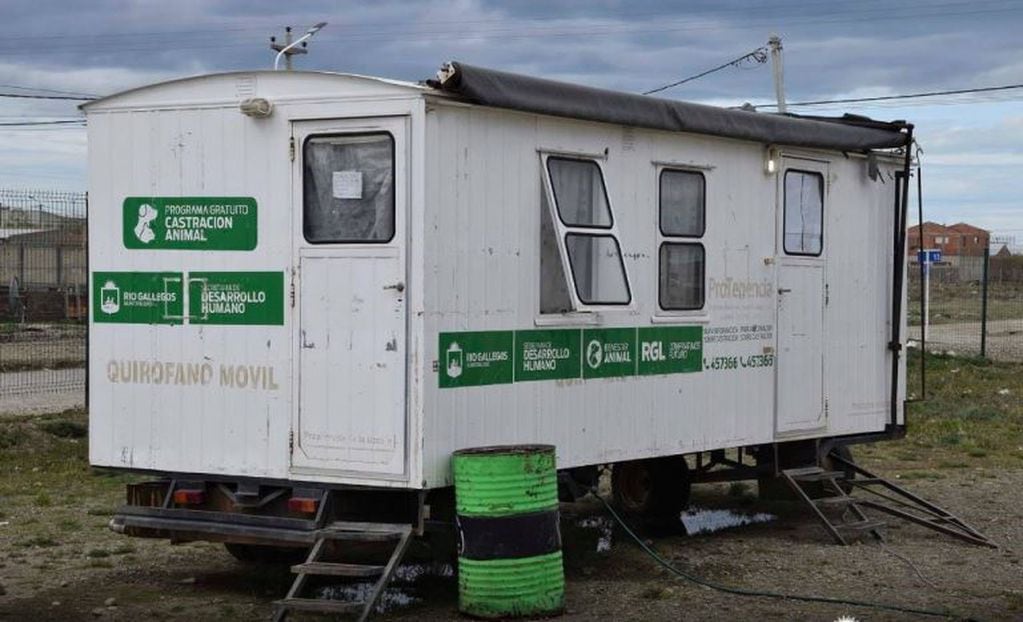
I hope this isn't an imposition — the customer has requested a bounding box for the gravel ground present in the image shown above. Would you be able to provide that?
[0,469,1020,621]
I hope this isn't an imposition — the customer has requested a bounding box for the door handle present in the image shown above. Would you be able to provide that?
[384,281,405,293]
[778,288,792,294]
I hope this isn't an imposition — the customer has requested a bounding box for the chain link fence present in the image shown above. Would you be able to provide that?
[0,189,87,397]
[907,251,1023,363]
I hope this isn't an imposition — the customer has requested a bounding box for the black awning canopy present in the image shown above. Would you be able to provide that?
[429,62,910,152]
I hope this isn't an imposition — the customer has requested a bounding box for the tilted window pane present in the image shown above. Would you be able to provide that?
[303,133,395,243]
[540,189,574,313]
[659,243,705,310]
[565,234,630,304]
[783,170,823,255]
[548,158,612,227]
[659,170,705,236]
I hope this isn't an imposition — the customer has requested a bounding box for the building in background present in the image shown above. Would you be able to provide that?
[907,221,991,281]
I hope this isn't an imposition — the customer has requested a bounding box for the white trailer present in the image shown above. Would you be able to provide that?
[84,62,914,552]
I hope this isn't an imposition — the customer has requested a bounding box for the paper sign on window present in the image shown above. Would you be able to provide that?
[332,171,363,199]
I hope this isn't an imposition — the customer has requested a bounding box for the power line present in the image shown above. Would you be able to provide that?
[0,92,95,101]
[644,46,768,95]
[0,119,85,127]
[0,83,98,98]
[750,83,1023,109]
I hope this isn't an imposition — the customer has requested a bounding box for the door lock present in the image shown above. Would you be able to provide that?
[384,281,405,293]
[778,288,792,294]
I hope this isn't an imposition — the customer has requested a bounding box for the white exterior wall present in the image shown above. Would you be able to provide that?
[420,101,903,487]
[87,71,904,490]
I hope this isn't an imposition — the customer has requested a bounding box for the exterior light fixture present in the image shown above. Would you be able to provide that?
[764,145,780,175]
[239,97,273,118]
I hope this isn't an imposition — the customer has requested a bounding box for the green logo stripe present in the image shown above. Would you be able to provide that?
[439,326,703,388]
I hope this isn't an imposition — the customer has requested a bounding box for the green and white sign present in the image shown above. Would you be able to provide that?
[516,329,582,382]
[438,325,703,388]
[123,197,257,250]
[438,331,514,388]
[637,326,703,376]
[188,272,284,325]
[93,271,184,325]
[583,328,637,379]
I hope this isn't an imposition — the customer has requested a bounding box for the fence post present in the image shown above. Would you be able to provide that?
[980,245,990,359]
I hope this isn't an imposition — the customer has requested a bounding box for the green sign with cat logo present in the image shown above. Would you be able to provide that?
[122,197,257,250]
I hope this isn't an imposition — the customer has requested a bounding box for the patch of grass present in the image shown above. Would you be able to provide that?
[86,548,111,558]
[87,559,113,569]
[57,518,82,531]
[111,543,136,555]
[0,427,28,449]
[34,492,53,507]
[967,448,988,458]
[898,470,945,481]
[38,419,88,439]
[937,460,969,469]
[19,535,59,548]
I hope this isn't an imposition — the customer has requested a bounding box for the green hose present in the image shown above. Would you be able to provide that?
[596,495,958,619]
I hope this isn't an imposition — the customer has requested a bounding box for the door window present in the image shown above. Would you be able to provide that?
[783,170,824,256]
[303,133,395,243]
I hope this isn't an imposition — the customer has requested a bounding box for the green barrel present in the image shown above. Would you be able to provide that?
[453,445,564,618]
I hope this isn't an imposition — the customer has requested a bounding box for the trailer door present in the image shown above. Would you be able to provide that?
[291,117,408,478]
[775,157,828,436]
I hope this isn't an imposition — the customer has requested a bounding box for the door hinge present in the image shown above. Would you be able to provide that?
[288,430,294,453]
[825,283,830,306]
[289,269,296,308]
[824,398,829,418]
[289,136,295,162]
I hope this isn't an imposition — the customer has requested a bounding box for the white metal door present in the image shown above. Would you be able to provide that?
[292,117,408,478]
[775,157,828,435]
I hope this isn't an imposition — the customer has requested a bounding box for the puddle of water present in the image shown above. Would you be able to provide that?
[680,507,776,536]
[315,562,455,614]
[576,516,614,552]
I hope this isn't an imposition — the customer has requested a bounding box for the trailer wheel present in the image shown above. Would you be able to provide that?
[223,543,308,565]
[612,456,690,521]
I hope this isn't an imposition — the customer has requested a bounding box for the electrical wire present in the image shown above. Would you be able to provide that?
[0,83,98,98]
[750,83,1023,109]
[0,120,85,127]
[595,494,956,619]
[0,92,95,101]
[643,46,768,95]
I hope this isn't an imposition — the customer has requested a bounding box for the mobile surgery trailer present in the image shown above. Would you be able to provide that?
[84,62,914,544]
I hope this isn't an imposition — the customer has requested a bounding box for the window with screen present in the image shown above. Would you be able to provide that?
[540,156,630,309]
[303,133,395,243]
[658,168,706,310]
[783,170,824,256]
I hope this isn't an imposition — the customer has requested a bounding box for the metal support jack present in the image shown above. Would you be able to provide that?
[781,466,885,545]
[783,452,995,548]
[273,521,414,622]
[829,451,995,548]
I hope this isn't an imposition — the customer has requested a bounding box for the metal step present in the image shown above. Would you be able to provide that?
[813,495,857,508]
[836,519,886,532]
[787,469,847,482]
[274,598,364,614]
[292,562,385,578]
[319,522,410,542]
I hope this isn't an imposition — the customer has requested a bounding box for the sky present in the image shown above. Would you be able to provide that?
[0,0,1021,246]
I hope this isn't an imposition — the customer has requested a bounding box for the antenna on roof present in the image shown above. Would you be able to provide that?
[270,22,328,71]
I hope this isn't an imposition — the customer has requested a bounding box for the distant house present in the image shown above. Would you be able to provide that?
[994,245,1012,257]
[907,221,990,257]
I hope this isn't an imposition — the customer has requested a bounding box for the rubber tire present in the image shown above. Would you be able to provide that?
[612,456,691,522]
[223,543,308,565]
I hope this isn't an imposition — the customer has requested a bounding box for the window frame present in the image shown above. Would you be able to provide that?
[658,241,706,311]
[656,165,708,313]
[782,168,825,257]
[301,131,397,245]
[546,156,615,230]
[539,152,633,311]
[658,168,706,238]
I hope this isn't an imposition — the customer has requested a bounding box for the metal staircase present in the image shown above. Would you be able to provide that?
[782,452,995,548]
[273,521,414,622]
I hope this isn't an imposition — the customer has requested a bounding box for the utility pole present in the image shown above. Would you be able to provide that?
[768,34,787,114]
[270,23,327,71]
